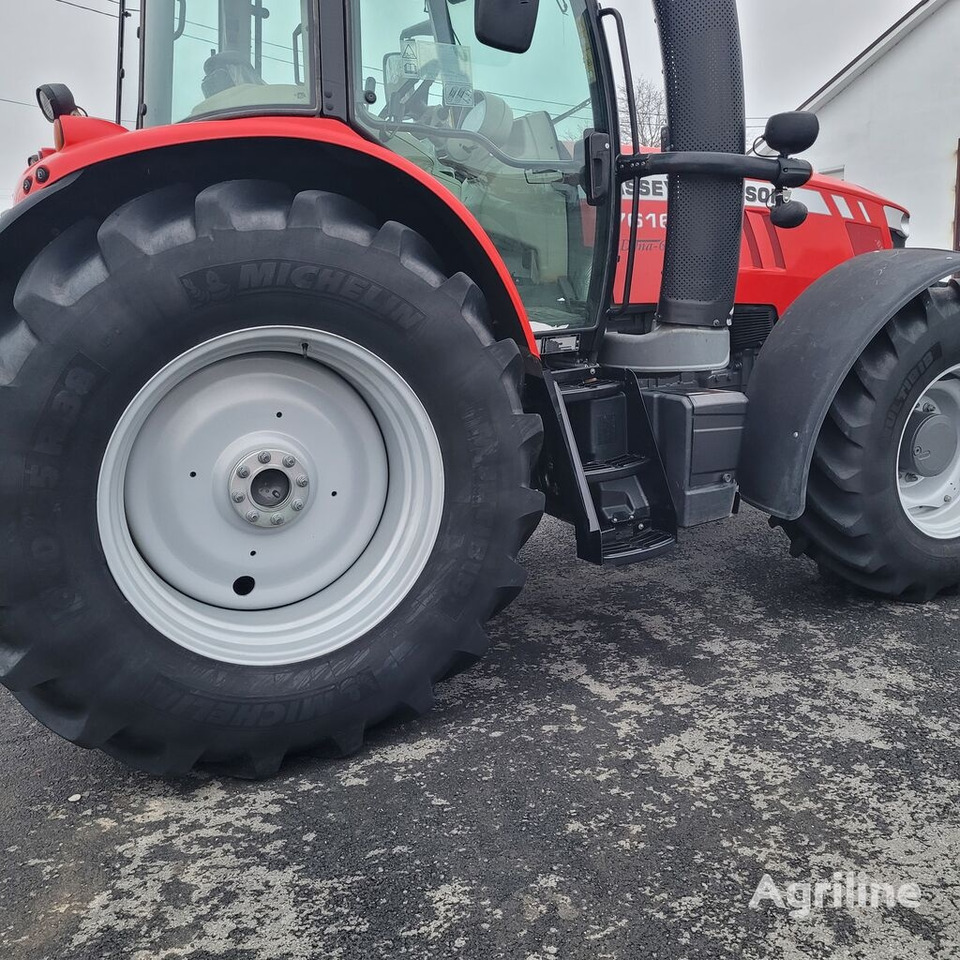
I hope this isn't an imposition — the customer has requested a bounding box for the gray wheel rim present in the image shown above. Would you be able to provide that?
[98,326,444,666]
[897,362,960,539]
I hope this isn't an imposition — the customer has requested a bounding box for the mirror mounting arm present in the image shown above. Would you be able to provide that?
[617,151,813,190]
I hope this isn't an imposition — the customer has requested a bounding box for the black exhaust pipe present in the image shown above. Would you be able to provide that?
[653,0,746,331]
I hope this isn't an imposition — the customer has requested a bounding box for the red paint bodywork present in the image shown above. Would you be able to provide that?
[604,164,908,317]
[15,115,539,353]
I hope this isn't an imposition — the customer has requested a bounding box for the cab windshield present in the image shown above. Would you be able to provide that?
[141,0,315,126]
[351,0,611,331]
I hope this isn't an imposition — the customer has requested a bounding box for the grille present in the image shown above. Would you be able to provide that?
[730,306,776,353]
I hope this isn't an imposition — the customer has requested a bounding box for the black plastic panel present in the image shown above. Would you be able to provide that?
[644,386,748,527]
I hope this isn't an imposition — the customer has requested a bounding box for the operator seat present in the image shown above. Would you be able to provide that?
[202,52,266,100]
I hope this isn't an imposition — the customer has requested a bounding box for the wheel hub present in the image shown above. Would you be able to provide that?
[229,450,309,528]
[899,412,957,478]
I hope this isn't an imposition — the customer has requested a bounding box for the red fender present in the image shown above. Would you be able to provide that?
[17,115,538,354]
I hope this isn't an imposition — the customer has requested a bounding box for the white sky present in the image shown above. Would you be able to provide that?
[0,0,916,208]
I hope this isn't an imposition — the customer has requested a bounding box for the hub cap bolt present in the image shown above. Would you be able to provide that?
[292,499,305,512]
[946,496,953,504]
[237,466,251,479]
[258,451,272,464]
[283,456,297,468]
[245,511,261,524]
[232,492,246,503]
[271,514,286,526]
[296,475,309,488]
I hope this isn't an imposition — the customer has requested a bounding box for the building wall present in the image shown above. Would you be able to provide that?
[805,0,960,250]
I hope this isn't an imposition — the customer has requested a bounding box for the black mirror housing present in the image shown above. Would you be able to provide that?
[475,0,541,54]
[764,112,820,157]
[770,199,809,229]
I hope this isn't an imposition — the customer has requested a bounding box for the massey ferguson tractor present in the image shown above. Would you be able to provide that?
[1,0,957,778]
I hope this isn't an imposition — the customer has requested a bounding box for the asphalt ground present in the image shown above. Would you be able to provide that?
[2,507,959,960]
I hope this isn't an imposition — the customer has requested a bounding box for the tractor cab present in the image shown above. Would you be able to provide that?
[139,0,614,334]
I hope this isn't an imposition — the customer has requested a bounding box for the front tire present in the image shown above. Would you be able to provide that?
[0,180,544,777]
[778,283,960,601]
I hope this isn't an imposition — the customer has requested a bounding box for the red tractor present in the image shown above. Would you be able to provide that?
[1,0,956,778]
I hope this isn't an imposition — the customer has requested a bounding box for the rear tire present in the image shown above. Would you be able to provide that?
[0,180,544,777]
[778,283,960,601]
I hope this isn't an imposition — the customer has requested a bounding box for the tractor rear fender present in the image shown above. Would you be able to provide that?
[0,118,537,355]
[739,248,960,520]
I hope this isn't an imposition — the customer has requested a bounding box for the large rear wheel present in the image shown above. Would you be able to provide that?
[0,181,544,776]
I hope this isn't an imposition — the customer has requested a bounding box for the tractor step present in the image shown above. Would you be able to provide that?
[583,454,649,483]
[601,524,678,565]
[529,366,678,567]
[558,379,623,403]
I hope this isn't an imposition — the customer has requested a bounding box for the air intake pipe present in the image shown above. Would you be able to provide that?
[653,0,746,332]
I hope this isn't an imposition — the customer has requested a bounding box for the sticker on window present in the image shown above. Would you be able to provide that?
[415,41,474,108]
[443,82,475,108]
[401,40,421,78]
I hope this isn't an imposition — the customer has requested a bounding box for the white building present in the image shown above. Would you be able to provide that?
[800,0,960,250]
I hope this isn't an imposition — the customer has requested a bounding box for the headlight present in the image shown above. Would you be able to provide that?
[884,205,911,238]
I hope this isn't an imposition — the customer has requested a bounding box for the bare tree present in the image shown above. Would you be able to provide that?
[618,76,667,149]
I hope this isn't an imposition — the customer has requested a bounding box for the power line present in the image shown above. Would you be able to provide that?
[51,0,118,17]
[0,96,37,109]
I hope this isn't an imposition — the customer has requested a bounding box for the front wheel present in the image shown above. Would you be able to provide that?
[0,181,544,777]
[778,282,960,601]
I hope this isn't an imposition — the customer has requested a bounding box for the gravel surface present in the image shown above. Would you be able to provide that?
[2,509,958,959]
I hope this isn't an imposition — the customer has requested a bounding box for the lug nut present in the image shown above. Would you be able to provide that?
[232,492,246,504]
[292,499,305,512]
[237,466,251,479]
[258,451,272,464]
[924,403,936,413]
[271,514,286,526]
[283,456,297,468]
[296,475,309,488]
[245,511,261,523]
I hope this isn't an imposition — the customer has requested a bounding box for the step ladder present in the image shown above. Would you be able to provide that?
[531,368,678,566]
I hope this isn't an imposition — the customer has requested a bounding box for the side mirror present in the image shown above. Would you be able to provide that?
[763,111,820,157]
[475,0,541,54]
[382,52,405,108]
[770,199,809,229]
